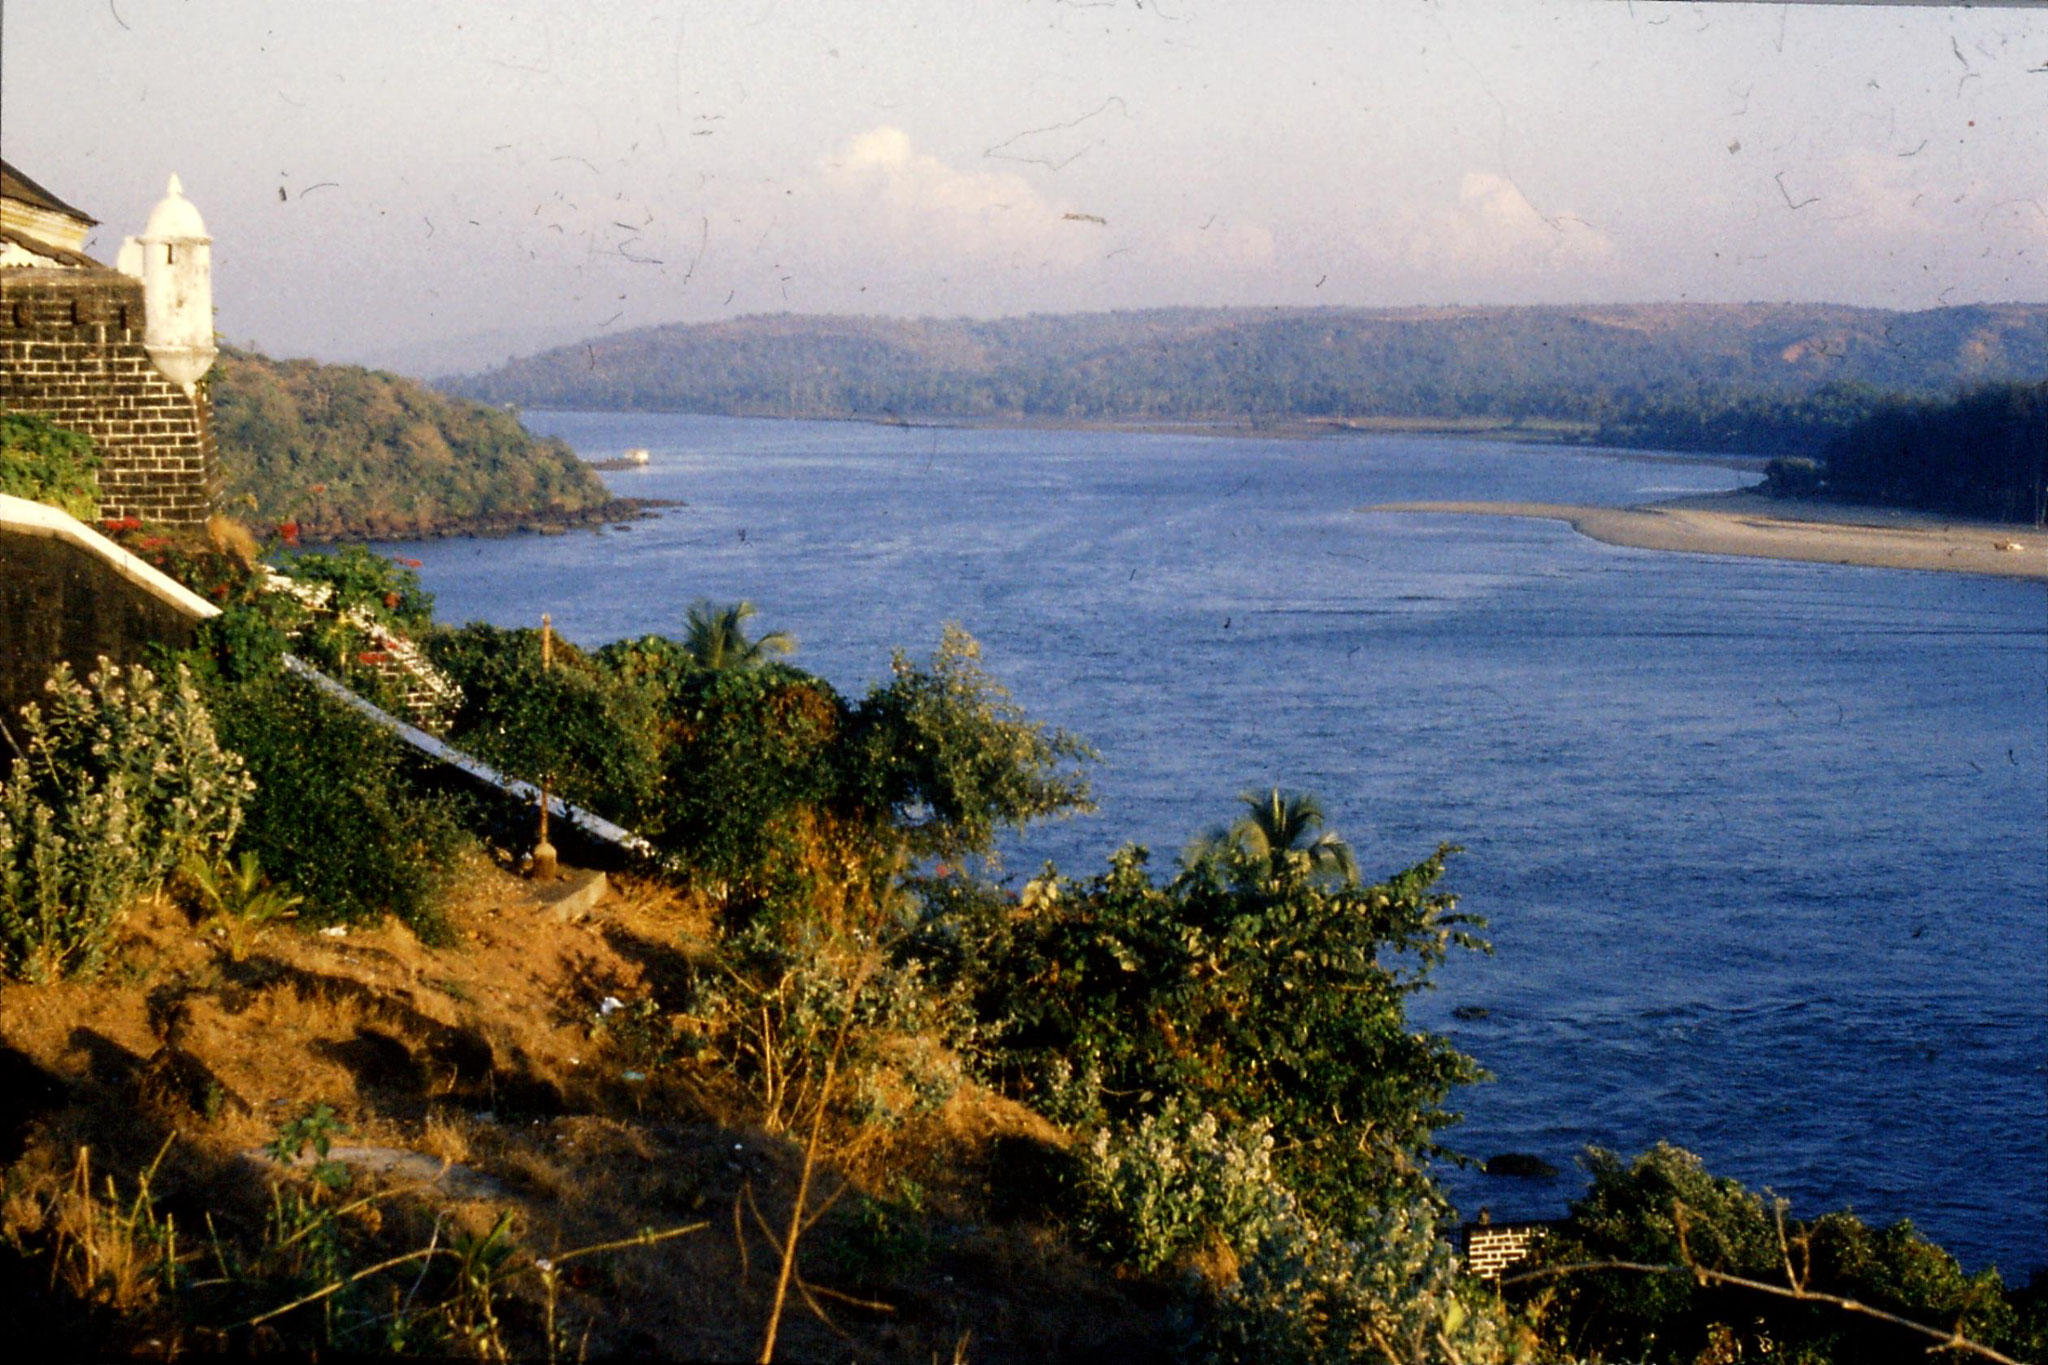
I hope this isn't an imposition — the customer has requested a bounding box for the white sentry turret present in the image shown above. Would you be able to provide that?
[118,174,216,394]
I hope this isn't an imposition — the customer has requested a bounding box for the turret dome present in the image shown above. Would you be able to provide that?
[142,174,208,241]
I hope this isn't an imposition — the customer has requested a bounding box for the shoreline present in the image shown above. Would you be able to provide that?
[531,405,1771,473]
[1363,490,2047,580]
[300,496,674,547]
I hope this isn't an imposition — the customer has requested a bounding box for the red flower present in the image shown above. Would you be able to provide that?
[383,591,403,609]
[357,650,392,665]
[277,521,300,543]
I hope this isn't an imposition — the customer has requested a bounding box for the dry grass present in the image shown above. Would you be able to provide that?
[0,858,1174,1363]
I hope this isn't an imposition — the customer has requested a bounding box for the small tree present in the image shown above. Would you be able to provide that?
[1186,787,1360,886]
[960,819,1486,1231]
[681,600,795,671]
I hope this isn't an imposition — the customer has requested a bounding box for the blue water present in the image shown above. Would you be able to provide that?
[389,412,2046,1277]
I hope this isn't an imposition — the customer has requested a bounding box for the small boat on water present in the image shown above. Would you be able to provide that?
[588,447,653,471]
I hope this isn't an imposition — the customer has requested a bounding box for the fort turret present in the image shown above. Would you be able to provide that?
[120,174,217,394]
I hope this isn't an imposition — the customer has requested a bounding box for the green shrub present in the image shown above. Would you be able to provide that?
[846,625,1094,862]
[1200,1203,1507,1365]
[1763,455,1824,497]
[683,914,968,1134]
[656,664,850,895]
[0,661,251,980]
[278,545,435,632]
[953,835,1486,1231]
[819,1181,934,1290]
[191,601,297,684]
[428,622,663,830]
[0,413,100,520]
[1076,1105,1289,1274]
[1523,1143,2034,1364]
[207,672,466,938]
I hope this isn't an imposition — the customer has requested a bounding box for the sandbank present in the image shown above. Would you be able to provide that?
[1363,490,2047,580]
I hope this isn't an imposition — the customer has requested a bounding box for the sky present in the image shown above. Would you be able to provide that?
[3,0,2043,376]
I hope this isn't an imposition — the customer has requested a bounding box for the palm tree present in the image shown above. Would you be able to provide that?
[682,599,796,671]
[1186,787,1360,885]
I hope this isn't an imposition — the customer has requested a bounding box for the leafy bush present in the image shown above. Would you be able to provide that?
[103,519,269,609]
[684,915,967,1134]
[0,661,250,980]
[846,625,1094,862]
[0,413,100,519]
[279,545,435,633]
[191,601,297,684]
[1076,1105,1288,1275]
[206,672,466,938]
[429,622,663,831]
[819,1182,934,1290]
[949,835,1486,1231]
[438,622,1090,921]
[1762,455,1823,497]
[1521,1143,2035,1364]
[1199,1203,1508,1365]
[656,664,851,896]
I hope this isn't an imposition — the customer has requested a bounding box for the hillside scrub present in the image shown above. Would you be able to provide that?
[209,345,633,540]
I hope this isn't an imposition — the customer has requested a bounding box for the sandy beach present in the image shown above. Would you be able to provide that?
[1363,490,2048,581]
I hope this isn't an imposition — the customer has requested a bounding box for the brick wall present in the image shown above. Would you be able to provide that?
[1459,1222,1551,1280]
[1,266,219,526]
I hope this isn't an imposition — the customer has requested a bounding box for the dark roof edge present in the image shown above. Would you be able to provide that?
[0,159,100,228]
[0,226,109,271]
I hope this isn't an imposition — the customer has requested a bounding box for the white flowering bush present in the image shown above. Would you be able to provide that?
[1076,1105,1292,1274]
[1199,1202,1510,1365]
[0,660,252,980]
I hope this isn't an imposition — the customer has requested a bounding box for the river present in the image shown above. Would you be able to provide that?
[385,411,2046,1277]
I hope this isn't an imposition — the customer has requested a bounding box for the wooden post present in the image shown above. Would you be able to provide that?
[531,612,559,879]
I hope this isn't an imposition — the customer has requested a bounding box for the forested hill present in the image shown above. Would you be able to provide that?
[440,303,2048,428]
[212,347,633,541]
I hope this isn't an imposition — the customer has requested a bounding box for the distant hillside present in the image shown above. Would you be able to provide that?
[212,347,636,541]
[441,304,2048,434]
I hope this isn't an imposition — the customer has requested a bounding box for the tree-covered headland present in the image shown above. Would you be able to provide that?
[209,345,638,540]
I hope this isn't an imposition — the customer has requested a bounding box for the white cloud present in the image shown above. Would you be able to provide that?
[1390,172,1614,276]
[817,125,1092,266]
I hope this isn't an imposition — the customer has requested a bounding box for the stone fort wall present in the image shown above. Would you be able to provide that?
[0,495,215,725]
[1,266,219,526]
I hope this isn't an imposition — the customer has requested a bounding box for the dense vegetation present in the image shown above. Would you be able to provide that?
[1822,381,2048,524]
[0,411,100,518]
[1592,379,1891,457]
[211,346,629,540]
[1517,1144,2045,1363]
[445,302,2048,433]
